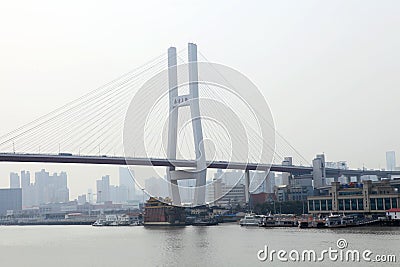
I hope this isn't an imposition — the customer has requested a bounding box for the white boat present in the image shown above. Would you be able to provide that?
[325,214,346,228]
[92,214,133,227]
[239,213,263,226]
[92,218,106,226]
[259,214,297,227]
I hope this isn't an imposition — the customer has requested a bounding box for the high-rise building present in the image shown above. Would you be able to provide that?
[144,177,169,198]
[7,169,69,208]
[281,157,293,185]
[20,170,32,207]
[110,185,129,203]
[119,167,136,201]
[87,189,94,204]
[253,171,275,194]
[274,173,283,186]
[34,169,69,205]
[313,154,326,188]
[178,179,196,203]
[96,175,110,203]
[9,172,20,189]
[386,151,396,171]
[21,170,30,188]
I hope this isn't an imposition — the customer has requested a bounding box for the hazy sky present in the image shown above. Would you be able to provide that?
[1,0,400,199]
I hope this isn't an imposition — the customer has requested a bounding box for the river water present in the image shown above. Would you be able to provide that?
[0,224,399,266]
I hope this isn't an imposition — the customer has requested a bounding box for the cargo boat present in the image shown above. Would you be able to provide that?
[143,197,186,226]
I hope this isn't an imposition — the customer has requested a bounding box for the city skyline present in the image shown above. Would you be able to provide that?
[1,2,399,266]
[1,2,400,198]
[4,151,398,204]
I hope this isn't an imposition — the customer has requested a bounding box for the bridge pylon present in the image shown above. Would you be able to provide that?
[166,43,207,206]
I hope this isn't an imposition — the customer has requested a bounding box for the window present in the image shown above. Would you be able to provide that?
[327,199,332,210]
[392,198,398,209]
[345,199,350,210]
[351,199,357,210]
[377,198,384,210]
[338,199,344,211]
[385,198,391,210]
[308,200,314,211]
[371,199,376,210]
[315,200,320,210]
[358,199,363,210]
[321,200,326,210]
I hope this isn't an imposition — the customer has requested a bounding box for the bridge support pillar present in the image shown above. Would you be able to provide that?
[244,170,250,204]
[166,43,207,206]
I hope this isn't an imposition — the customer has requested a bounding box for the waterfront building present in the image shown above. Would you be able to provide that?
[308,180,400,215]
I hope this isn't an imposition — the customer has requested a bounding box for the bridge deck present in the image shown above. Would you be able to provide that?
[1,153,400,177]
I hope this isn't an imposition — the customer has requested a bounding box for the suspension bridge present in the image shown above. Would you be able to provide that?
[0,43,399,206]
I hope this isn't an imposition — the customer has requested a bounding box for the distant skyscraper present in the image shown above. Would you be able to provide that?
[313,154,326,188]
[119,167,136,201]
[8,169,69,208]
[20,170,30,188]
[34,169,69,205]
[97,175,110,203]
[9,172,20,189]
[144,177,169,198]
[20,170,31,207]
[281,157,293,185]
[178,179,196,203]
[87,189,94,204]
[110,185,129,203]
[386,151,396,171]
